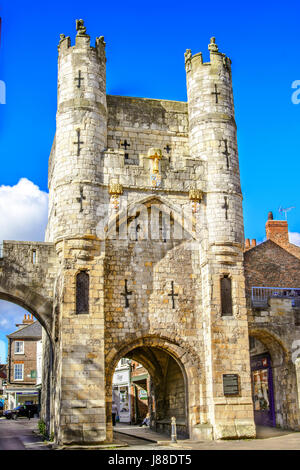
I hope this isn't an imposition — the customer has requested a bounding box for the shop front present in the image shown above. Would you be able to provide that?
[6,388,39,410]
[112,365,131,423]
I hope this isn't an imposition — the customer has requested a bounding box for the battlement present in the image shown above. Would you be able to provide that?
[58,19,106,60]
[185,37,232,73]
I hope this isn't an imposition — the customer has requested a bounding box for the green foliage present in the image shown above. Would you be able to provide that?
[38,419,47,438]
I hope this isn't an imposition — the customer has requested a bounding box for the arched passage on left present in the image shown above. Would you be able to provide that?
[0,285,55,437]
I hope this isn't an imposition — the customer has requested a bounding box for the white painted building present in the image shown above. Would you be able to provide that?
[112,358,131,423]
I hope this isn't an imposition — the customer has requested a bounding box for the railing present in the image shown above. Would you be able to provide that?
[252,286,300,308]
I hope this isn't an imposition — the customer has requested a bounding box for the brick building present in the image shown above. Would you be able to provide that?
[130,361,150,424]
[112,359,150,424]
[112,358,131,423]
[0,365,7,396]
[245,212,300,428]
[6,315,42,409]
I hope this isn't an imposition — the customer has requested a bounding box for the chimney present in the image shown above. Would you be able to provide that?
[16,313,34,328]
[265,211,289,246]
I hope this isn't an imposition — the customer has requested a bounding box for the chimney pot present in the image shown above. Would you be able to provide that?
[265,214,289,246]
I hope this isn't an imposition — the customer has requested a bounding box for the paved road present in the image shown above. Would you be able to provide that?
[113,431,172,450]
[1,417,300,451]
[0,417,49,450]
[113,424,300,450]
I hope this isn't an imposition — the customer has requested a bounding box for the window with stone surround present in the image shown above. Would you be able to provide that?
[221,275,233,316]
[76,271,89,314]
[14,341,24,354]
[14,363,24,381]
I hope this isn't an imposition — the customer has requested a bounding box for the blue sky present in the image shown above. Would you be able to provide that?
[0,1,300,355]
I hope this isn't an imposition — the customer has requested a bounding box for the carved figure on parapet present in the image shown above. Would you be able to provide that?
[58,34,71,50]
[184,49,192,63]
[208,36,219,53]
[184,49,192,72]
[96,36,106,61]
[76,19,87,36]
[96,36,106,48]
[223,55,232,72]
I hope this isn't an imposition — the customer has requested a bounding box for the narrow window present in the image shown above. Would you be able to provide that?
[221,275,233,316]
[76,271,89,314]
[32,249,37,264]
[249,336,256,350]
[159,211,167,242]
[14,364,24,381]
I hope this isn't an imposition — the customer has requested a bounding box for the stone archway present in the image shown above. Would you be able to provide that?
[106,335,203,442]
[249,328,299,430]
[0,282,55,435]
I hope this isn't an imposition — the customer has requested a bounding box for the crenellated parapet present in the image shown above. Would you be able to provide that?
[185,37,232,74]
[57,19,106,59]
[185,36,243,248]
[46,19,108,243]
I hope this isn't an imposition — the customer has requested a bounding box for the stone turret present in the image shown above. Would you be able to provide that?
[46,20,107,243]
[185,37,243,246]
[185,39,255,440]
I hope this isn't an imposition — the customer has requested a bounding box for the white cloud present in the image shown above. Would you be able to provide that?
[0,340,6,363]
[0,302,27,333]
[0,179,46,361]
[0,178,48,242]
[289,232,300,246]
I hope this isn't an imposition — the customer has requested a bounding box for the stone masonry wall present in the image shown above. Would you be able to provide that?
[248,297,300,429]
[244,240,300,300]
[0,241,57,335]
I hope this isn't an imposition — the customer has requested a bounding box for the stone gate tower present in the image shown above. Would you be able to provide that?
[1,20,256,445]
[184,38,254,438]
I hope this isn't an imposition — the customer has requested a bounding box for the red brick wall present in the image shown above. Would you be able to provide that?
[9,339,37,385]
[130,361,149,422]
[244,240,300,299]
[265,220,289,246]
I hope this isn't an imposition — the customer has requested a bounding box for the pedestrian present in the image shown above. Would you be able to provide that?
[27,407,31,420]
[139,412,150,427]
[112,401,118,426]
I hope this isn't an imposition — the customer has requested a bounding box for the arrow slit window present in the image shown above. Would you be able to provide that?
[76,271,89,314]
[221,275,233,316]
